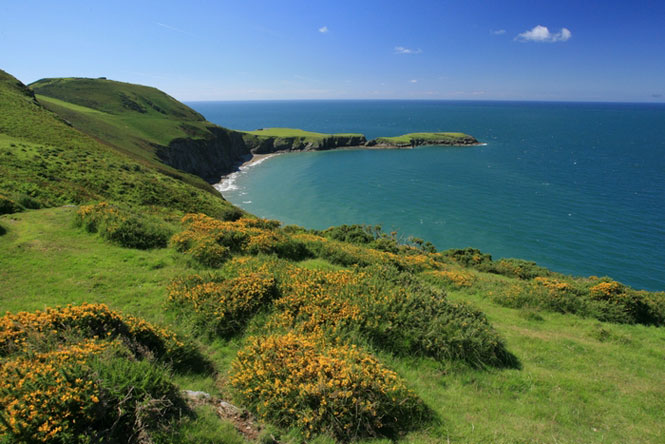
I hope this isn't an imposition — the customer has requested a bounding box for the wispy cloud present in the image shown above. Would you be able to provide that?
[516,25,571,43]
[409,79,418,83]
[156,22,195,37]
[491,29,506,35]
[318,25,329,33]
[395,46,422,55]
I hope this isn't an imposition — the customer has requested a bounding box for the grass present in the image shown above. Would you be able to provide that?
[0,69,238,217]
[244,127,363,139]
[2,207,664,443]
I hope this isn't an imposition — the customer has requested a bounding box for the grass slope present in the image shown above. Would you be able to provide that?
[1,208,663,443]
[30,77,227,192]
[0,69,237,217]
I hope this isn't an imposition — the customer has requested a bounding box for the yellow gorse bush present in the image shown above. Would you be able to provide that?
[426,269,476,288]
[172,213,308,266]
[230,332,424,441]
[0,340,109,442]
[168,272,276,335]
[0,303,190,365]
[271,268,364,334]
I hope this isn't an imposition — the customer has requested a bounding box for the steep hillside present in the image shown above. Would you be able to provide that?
[30,78,369,183]
[0,69,238,217]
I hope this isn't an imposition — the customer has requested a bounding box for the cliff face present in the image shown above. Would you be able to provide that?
[247,134,367,154]
[155,127,250,183]
[157,131,368,182]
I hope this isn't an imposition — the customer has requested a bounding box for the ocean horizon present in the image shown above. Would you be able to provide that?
[189,100,665,291]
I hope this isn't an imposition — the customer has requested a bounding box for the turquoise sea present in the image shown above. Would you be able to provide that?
[189,100,665,291]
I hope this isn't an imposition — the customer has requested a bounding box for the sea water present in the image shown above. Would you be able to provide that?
[188,100,665,291]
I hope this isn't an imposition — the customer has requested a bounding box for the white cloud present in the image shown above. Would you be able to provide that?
[409,79,418,83]
[318,26,329,33]
[491,29,506,35]
[516,25,571,42]
[395,46,422,54]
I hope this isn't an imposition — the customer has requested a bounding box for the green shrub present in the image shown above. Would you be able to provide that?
[349,266,517,367]
[491,277,665,326]
[75,202,171,249]
[91,356,186,441]
[0,193,22,215]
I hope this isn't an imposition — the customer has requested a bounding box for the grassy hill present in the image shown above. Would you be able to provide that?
[30,76,233,190]
[1,69,664,444]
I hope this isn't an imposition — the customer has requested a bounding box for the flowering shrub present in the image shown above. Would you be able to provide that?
[75,202,170,249]
[0,303,202,371]
[230,332,425,441]
[425,269,476,289]
[271,268,364,335]
[588,280,665,325]
[168,272,276,336]
[0,341,109,443]
[172,213,309,266]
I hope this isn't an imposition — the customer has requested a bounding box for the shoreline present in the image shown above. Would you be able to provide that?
[215,141,487,191]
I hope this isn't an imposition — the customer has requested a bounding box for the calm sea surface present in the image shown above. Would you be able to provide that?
[188,100,665,291]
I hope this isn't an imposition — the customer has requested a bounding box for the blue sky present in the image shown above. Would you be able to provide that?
[2,0,664,102]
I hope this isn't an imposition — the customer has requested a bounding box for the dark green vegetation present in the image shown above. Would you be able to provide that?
[1,70,664,443]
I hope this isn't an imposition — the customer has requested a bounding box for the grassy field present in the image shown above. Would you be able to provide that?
[2,208,663,443]
[244,128,363,139]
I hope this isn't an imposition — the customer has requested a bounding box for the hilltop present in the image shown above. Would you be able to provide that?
[1,70,664,444]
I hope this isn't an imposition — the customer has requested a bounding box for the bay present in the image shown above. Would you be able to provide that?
[189,100,665,291]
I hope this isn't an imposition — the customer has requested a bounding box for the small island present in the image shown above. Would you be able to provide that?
[368,131,480,148]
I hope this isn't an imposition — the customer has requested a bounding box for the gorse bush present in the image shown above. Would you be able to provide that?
[263,263,514,368]
[168,272,277,336]
[443,248,551,280]
[172,213,309,266]
[588,280,665,325]
[491,277,665,326]
[423,268,476,289]
[0,340,109,443]
[0,303,205,371]
[0,305,196,443]
[230,332,426,441]
[75,202,171,249]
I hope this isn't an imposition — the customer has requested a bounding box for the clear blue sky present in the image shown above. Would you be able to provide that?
[2,0,664,102]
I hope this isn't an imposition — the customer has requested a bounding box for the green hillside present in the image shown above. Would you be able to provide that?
[0,69,238,216]
[29,76,232,190]
[1,69,664,444]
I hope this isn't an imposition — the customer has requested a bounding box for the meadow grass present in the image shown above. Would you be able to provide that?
[2,207,664,443]
[243,127,363,139]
